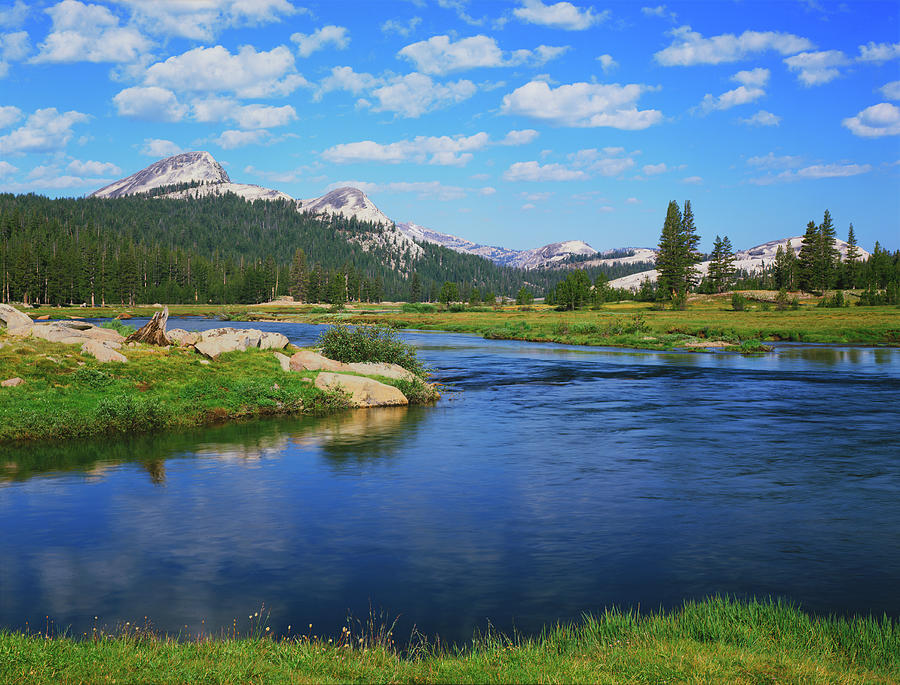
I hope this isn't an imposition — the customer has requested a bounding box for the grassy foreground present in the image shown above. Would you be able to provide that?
[1,598,897,683]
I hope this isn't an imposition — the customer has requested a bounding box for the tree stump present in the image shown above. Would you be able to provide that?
[126,307,172,346]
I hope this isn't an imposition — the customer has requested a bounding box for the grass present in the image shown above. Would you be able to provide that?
[1,597,897,683]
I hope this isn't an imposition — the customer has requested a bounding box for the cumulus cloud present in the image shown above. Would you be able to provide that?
[323,133,490,166]
[367,72,476,118]
[655,25,813,66]
[316,65,381,100]
[66,159,121,176]
[113,0,300,41]
[747,153,803,169]
[144,45,309,98]
[751,162,872,184]
[113,86,188,121]
[856,41,900,63]
[697,68,769,113]
[0,1,29,28]
[881,81,900,100]
[784,50,847,86]
[641,5,676,20]
[21,162,116,189]
[0,107,90,155]
[1,30,31,74]
[565,147,637,176]
[733,67,770,87]
[597,54,617,72]
[213,129,270,149]
[682,176,703,184]
[0,160,18,176]
[231,104,296,129]
[32,0,152,64]
[326,179,470,201]
[740,110,781,126]
[381,16,421,37]
[139,138,183,157]
[501,129,539,145]
[0,105,23,128]
[513,0,608,30]
[291,25,349,58]
[504,161,587,181]
[642,163,667,175]
[842,102,900,137]
[398,34,567,75]
[501,80,662,129]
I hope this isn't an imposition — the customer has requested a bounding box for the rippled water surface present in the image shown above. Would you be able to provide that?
[2,319,898,643]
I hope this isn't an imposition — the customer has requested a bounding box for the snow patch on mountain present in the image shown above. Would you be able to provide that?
[163,182,296,204]
[91,152,229,198]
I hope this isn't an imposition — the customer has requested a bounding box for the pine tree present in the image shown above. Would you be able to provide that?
[409,272,421,303]
[844,223,861,288]
[656,200,701,306]
[816,209,840,292]
[289,248,307,302]
[797,220,819,292]
[708,234,736,293]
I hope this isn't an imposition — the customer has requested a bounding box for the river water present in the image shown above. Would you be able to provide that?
[1,319,898,644]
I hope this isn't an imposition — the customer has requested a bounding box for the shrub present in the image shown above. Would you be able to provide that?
[100,320,136,335]
[731,293,747,311]
[317,324,428,378]
[400,302,437,314]
[73,367,114,389]
[95,394,171,433]
[775,289,790,311]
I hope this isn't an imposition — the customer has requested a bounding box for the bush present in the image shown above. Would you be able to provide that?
[400,302,437,314]
[100,319,135,335]
[775,289,790,311]
[73,367,114,389]
[731,293,747,311]
[317,324,429,378]
[95,395,172,433]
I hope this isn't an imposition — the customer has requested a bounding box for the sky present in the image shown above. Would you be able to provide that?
[0,0,898,253]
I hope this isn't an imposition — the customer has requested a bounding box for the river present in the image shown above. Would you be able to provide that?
[1,319,898,645]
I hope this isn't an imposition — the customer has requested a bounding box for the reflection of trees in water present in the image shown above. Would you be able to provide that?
[2,407,429,484]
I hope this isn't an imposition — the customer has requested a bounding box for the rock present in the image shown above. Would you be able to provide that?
[81,327,125,343]
[315,372,408,408]
[0,304,33,329]
[195,335,251,359]
[259,331,289,350]
[289,350,348,373]
[36,314,50,321]
[116,313,132,319]
[1,377,25,387]
[273,352,291,372]
[199,359,211,365]
[201,327,262,347]
[167,329,200,346]
[346,362,417,382]
[30,324,87,344]
[6,325,32,337]
[57,321,92,330]
[81,340,128,363]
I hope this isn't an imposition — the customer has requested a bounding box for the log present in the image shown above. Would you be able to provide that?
[125,306,172,346]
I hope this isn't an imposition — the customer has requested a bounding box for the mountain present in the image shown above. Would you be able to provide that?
[91,151,230,198]
[301,187,392,226]
[607,236,872,290]
[395,222,598,269]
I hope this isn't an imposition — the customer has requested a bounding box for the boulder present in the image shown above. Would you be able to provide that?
[195,335,252,359]
[81,340,128,363]
[6,325,32,337]
[259,331,289,350]
[30,325,88,344]
[1,377,25,387]
[289,350,348,372]
[346,362,417,382]
[167,329,201,346]
[0,304,33,330]
[35,314,50,321]
[273,352,291,372]
[80,327,125,343]
[315,372,408,408]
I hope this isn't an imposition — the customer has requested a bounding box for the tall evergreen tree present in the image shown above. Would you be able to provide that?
[708,234,736,293]
[844,223,861,288]
[409,272,421,303]
[797,220,819,292]
[656,200,701,305]
[816,209,840,292]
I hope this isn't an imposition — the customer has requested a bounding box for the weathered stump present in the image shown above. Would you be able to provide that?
[126,307,172,346]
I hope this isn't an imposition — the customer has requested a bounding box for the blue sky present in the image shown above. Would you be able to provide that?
[1,0,898,252]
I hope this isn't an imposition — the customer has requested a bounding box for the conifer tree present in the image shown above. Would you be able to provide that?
[289,248,306,301]
[844,223,861,288]
[708,234,737,293]
[797,220,819,292]
[816,209,840,292]
[656,200,701,305]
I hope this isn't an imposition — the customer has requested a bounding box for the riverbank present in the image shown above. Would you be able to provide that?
[2,598,897,683]
[23,295,900,351]
[0,323,437,443]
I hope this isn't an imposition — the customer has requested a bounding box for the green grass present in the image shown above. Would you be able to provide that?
[1,598,897,683]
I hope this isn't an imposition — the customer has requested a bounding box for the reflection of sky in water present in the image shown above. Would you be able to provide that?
[1,323,899,644]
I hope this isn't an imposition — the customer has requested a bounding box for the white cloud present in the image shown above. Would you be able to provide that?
[113,86,187,121]
[733,67,770,87]
[316,65,381,100]
[857,41,900,63]
[881,81,900,100]
[21,163,115,189]
[0,105,22,128]
[139,138,183,157]
[747,153,803,169]
[327,179,470,201]
[784,50,847,86]
[597,54,617,72]
[1,30,30,62]
[112,0,300,41]
[0,1,29,28]
[33,0,151,64]
[323,132,490,166]
[191,96,238,123]
[291,25,349,58]
[144,45,309,98]
[698,85,765,113]
[655,25,813,66]
[501,129,539,145]
[641,5,675,20]
[480,186,496,195]
[513,0,608,30]
[625,197,639,204]
[67,159,121,176]
[750,161,872,184]
[501,80,662,129]
[740,110,781,126]
[682,176,703,184]
[0,160,17,176]
[0,107,90,155]
[842,102,900,138]
[232,104,296,129]
[213,129,270,149]
[504,161,587,181]
[381,16,422,37]
[367,72,476,118]
[642,163,667,175]
[398,34,567,75]
[567,147,637,176]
